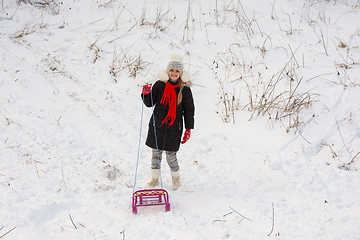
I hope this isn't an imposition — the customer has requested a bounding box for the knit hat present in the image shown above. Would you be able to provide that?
[158,53,192,84]
[167,53,184,74]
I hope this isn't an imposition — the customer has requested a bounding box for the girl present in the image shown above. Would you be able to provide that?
[141,53,195,190]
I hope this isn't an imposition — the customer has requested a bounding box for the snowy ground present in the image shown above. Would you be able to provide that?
[1,0,360,239]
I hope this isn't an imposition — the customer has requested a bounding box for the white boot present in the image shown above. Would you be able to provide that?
[171,170,181,190]
[147,169,160,187]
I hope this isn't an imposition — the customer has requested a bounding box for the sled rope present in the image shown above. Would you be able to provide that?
[132,95,144,193]
[133,87,162,193]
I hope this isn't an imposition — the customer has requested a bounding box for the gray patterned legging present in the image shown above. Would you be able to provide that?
[151,148,179,172]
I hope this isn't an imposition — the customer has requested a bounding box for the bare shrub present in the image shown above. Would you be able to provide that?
[109,45,150,82]
[214,44,318,132]
[215,44,246,83]
[139,2,170,31]
[206,0,257,47]
[17,0,59,15]
[242,66,318,132]
[126,55,150,78]
[89,44,102,64]
[335,62,360,87]
[213,69,240,123]
[97,0,115,8]
[319,119,360,171]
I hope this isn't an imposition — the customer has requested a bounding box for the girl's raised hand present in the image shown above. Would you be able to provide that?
[142,84,152,95]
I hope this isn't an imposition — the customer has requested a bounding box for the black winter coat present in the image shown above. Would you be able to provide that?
[141,80,195,152]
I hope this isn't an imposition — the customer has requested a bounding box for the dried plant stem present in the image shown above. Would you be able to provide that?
[320,30,328,56]
[339,132,360,153]
[120,230,125,240]
[267,203,275,236]
[348,152,360,165]
[0,226,17,239]
[183,1,192,42]
[229,206,251,221]
[69,215,77,229]
[336,119,351,156]
[271,0,276,20]
[34,160,40,179]
[321,141,337,157]
[295,126,311,144]
[61,161,67,188]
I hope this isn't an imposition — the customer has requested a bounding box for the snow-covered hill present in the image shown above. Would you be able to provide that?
[1,0,360,239]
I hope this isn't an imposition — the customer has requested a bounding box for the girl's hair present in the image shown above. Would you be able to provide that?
[177,77,184,105]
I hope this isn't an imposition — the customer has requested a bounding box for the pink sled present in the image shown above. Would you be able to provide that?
[132,189,170,213]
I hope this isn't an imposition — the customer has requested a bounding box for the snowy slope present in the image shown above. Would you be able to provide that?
[1,0,360,239]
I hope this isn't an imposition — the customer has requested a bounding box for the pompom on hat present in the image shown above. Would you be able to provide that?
[158,53,192,84]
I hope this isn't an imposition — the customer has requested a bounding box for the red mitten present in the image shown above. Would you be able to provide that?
[142,83,152,95]
[181,129,191,144]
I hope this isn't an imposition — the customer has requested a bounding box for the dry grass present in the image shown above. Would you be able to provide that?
[11,21,47,39]
[214,43,318,132]
[139,2,171,32]
[320,123,360,171]
[109,44,150,82]
[17,0,59,15]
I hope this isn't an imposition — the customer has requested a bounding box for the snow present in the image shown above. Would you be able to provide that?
[1,0,360,239]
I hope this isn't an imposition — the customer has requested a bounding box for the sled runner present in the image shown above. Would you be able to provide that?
[132,189,170,213]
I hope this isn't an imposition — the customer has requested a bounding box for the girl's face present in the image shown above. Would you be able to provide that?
[169,68,180,81]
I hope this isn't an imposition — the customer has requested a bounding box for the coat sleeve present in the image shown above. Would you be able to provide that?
[182,87,195,129]
[141,81,161,107]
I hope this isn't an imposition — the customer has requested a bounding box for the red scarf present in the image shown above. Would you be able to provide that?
[160,82,179,126]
